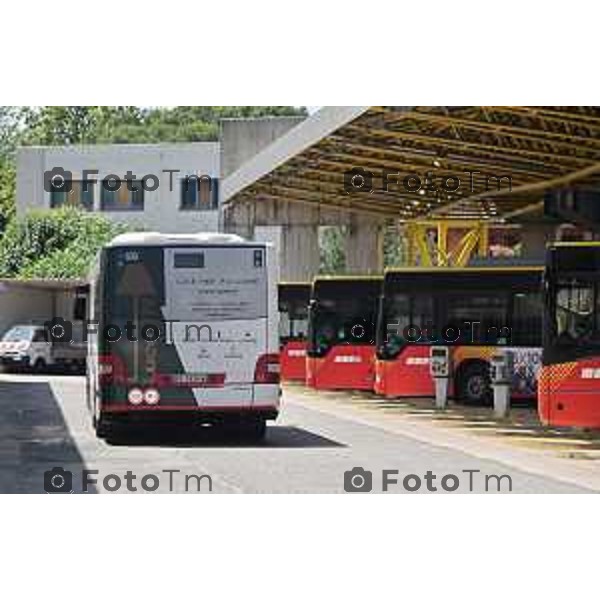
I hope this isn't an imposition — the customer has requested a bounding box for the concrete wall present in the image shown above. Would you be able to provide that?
[220,117,305,179]
[0,284,85,340]
[16,143,220,234]
[0,285,53,337]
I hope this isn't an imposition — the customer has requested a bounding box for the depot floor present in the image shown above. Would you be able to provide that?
[0,374,598,493]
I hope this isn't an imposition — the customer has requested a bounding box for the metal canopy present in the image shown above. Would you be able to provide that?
[222,106,600,222]
[0,278,86,291]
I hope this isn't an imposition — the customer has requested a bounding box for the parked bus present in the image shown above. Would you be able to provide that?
[278,282,311,382]
[307,276,382,390]
[540,242,600,428]
[375,266,543,404]
[86,232,280,440]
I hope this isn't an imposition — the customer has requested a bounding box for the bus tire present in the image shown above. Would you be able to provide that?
[33,357,47,373]
[94,416,113,440]
[244,418,267,442]
[457,361,492,406]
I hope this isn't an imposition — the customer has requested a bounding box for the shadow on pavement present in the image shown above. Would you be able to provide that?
[0,380,96,493]
[105,424,346,449]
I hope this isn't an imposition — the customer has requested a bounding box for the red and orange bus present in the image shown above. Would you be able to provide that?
[539,242,600,428]
[375,266,543,404]
[278,282,311,382]
[306,276,382,390]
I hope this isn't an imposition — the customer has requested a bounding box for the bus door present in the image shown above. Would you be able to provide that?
[375,290,435,397]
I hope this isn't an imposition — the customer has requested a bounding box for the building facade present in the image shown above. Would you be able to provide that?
[16,143,221,233]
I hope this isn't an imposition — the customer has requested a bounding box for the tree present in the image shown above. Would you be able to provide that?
[0,208,131,279]
[0,107,28,229]
[21,106,307,145]
[319,226,346,274]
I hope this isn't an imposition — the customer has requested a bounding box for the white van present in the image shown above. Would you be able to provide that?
[0,324,86,372]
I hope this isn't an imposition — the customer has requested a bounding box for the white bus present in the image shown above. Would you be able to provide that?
[85,232,280,440]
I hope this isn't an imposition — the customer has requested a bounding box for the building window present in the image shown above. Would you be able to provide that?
[50,181,94,211]
[180,177,218,211]
[101,181,144,211]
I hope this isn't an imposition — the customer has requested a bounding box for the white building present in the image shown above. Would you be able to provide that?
[16,142,220,233]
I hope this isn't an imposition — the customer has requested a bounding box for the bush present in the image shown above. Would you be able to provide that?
[0,208,132,279]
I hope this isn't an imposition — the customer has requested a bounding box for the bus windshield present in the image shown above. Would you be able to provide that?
[278,284,310,342]
[308,279,381,357]
[544,245,600,363]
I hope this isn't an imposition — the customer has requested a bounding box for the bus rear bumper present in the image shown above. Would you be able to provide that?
[99,404,279,424]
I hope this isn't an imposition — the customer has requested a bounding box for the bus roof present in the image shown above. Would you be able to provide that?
[106,232,252,247]
[385,265,544,275]
[548,241,600,248]
[312,275,383,283]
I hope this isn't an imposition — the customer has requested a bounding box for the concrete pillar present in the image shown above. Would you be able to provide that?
[344,214,385,274]
[519,223,558,261]
[254,225,283,281]
[221,201,254,239]
[280,223,319,281]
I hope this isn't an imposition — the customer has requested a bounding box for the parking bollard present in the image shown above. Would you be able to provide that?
[490,350,514,419]
[430,346,451,410]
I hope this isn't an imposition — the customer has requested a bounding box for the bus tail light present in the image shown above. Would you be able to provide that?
[144,388,160,405]
[99,354,128,384]
[254,353,280,384]
[99,362,113,377]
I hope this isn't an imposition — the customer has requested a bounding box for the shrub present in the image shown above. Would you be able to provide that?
[0,208,132,279]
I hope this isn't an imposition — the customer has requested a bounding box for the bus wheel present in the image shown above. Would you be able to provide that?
[244,418,267,442]
[94,416,113,440]
[458,362,492,406]
[33,357,47,373]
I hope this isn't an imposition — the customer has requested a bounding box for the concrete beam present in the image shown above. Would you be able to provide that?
[220,117,305,180]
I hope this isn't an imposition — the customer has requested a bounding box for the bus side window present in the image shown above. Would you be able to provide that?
[386,293,411,342]
[412,294,435,342]
[445,292,508,344]
[512,292,542,346]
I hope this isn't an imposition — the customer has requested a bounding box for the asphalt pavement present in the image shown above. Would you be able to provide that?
[0,374,594,493]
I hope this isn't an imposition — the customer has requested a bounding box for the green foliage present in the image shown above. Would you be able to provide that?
[0,159,15,230]
[0,208,130,279]
[319,226,346,274]
[22,106,307,145]
[0,107,27,230]
[383,224,408,267]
